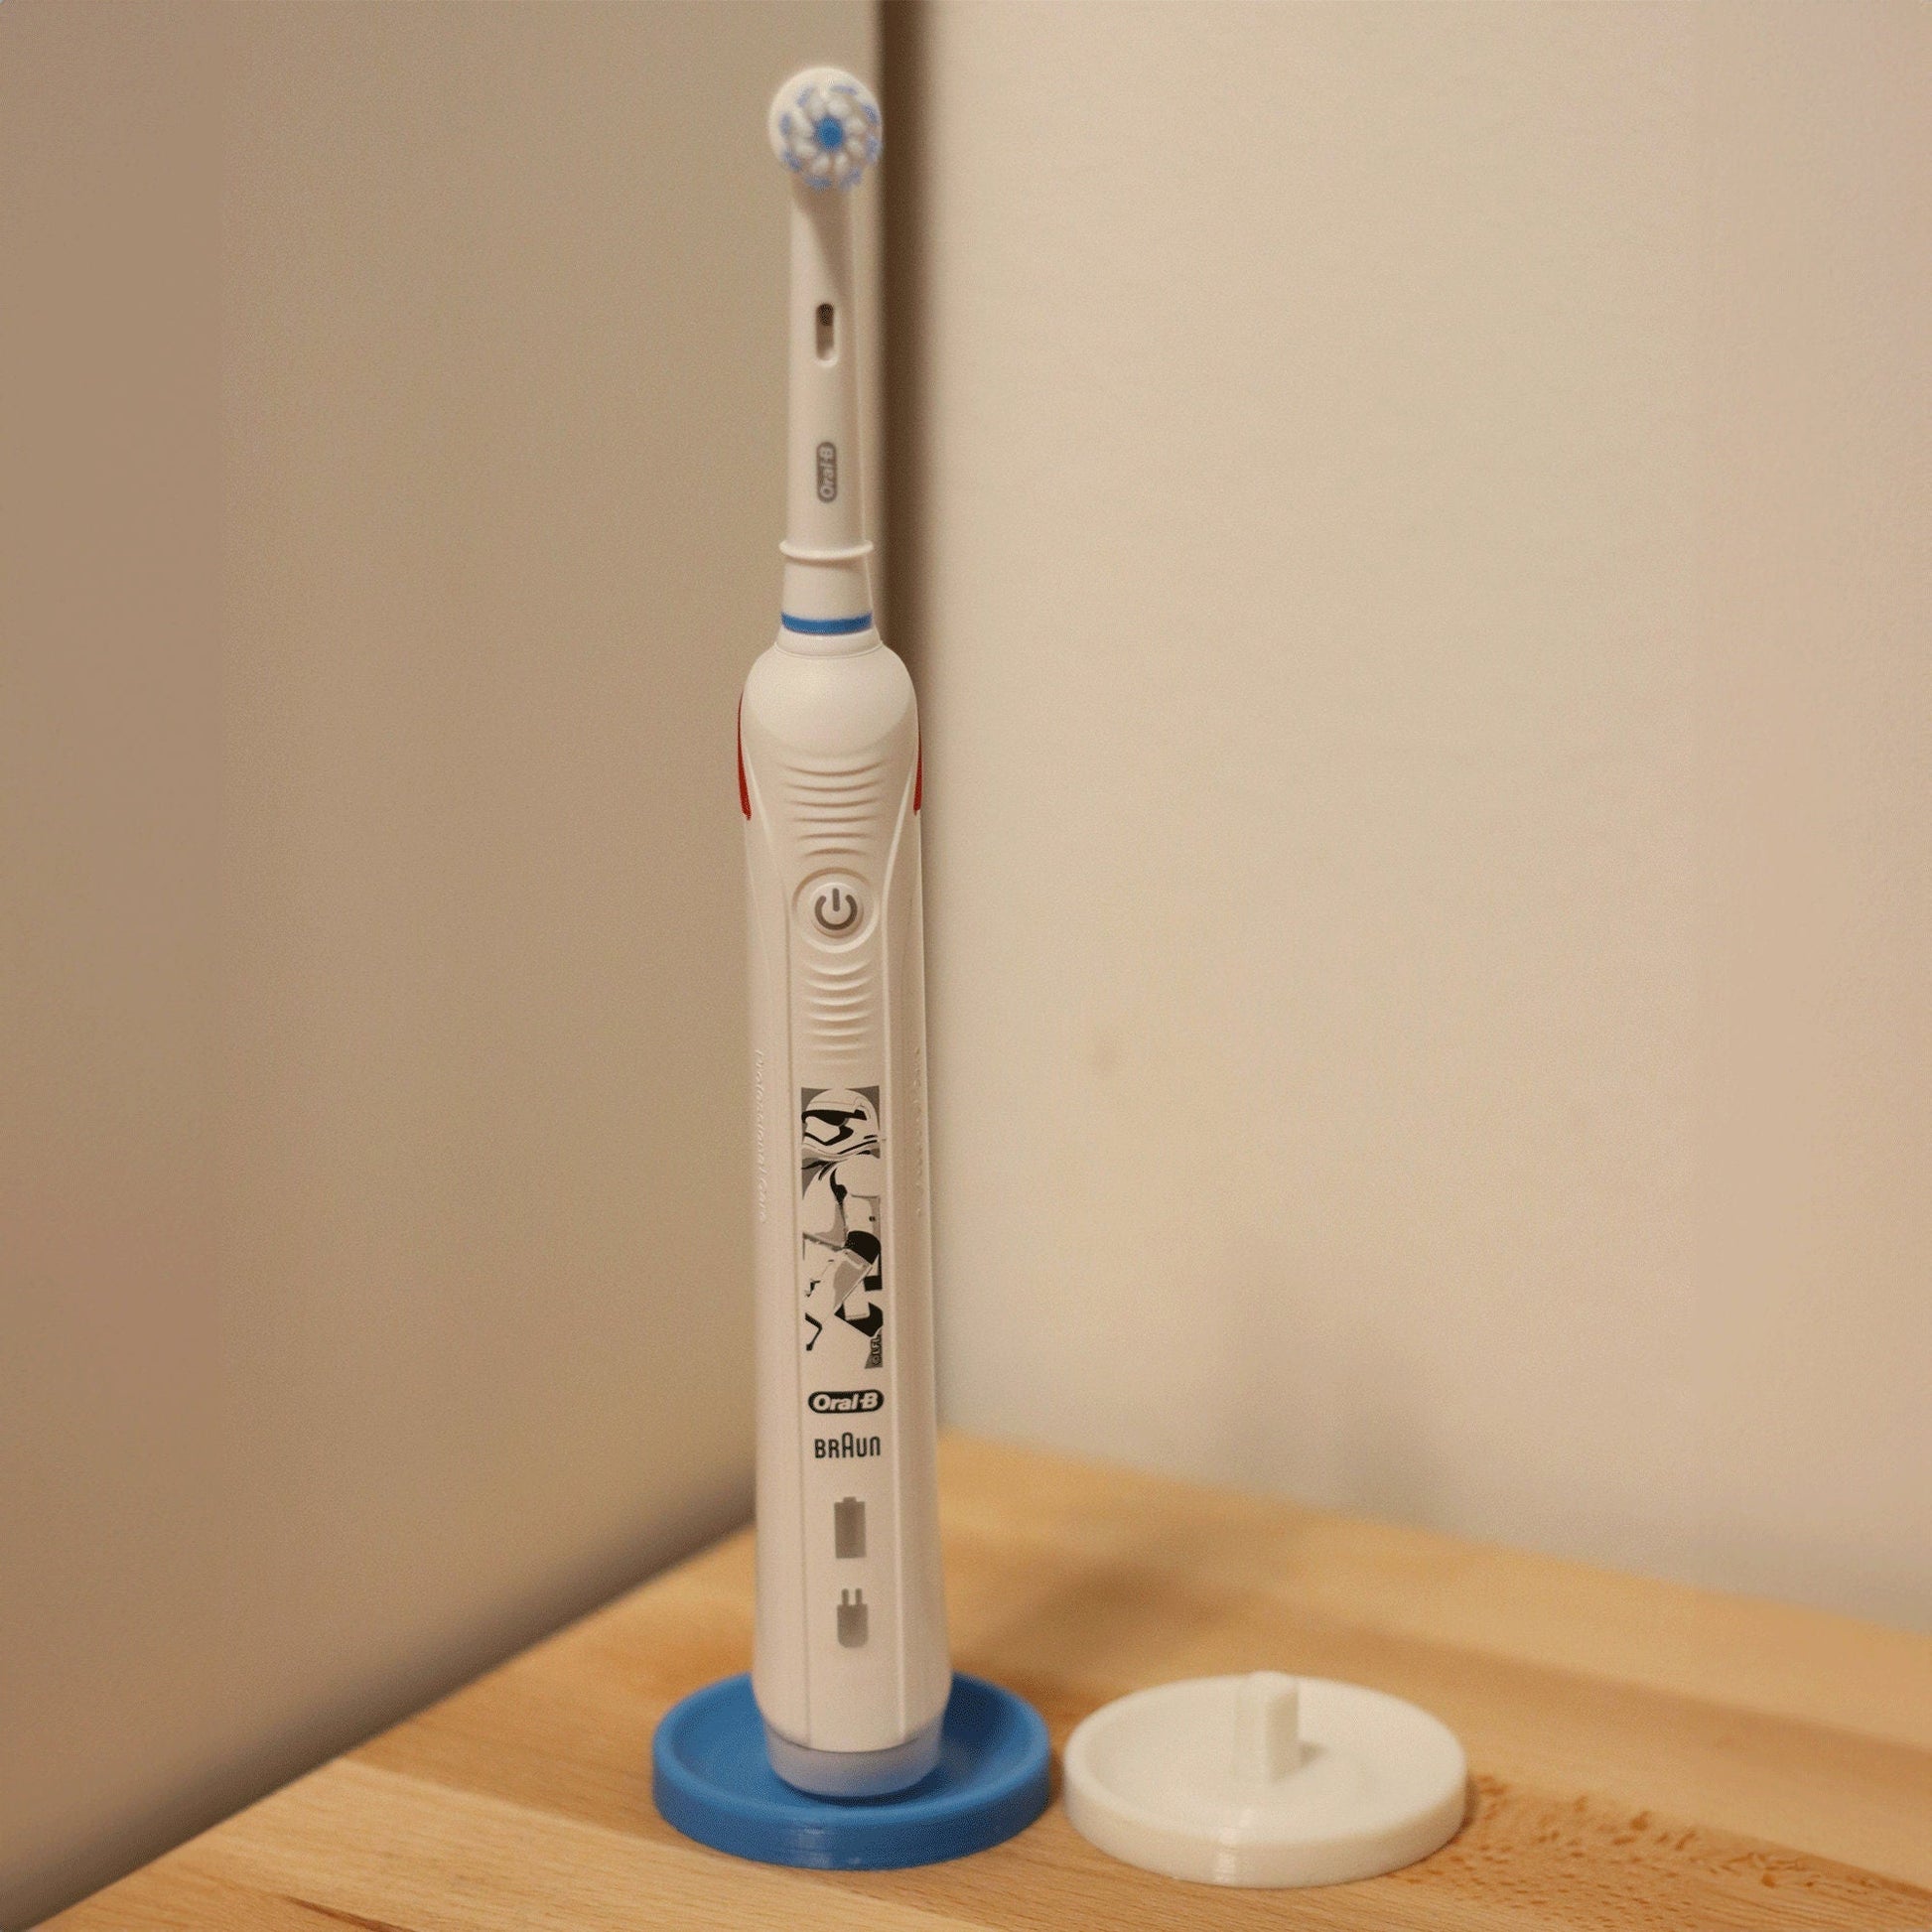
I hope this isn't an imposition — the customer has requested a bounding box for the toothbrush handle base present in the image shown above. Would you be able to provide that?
[765,1712,943,1797]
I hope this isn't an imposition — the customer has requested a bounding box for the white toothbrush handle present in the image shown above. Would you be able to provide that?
[741,636,949,1787]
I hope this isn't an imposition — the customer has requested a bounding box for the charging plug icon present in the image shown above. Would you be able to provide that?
[837,1588,869,1648]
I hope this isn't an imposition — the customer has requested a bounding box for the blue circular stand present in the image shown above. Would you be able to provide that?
[653,1673,1050,1870]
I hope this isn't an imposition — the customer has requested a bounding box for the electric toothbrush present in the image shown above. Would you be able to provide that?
[739,68,950,1798]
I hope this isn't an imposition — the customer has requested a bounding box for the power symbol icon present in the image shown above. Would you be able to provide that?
[799,875,868,941]
[813,886,861,935]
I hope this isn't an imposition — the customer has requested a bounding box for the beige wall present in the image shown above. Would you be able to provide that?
[0,3,876,1921]
[896,3,1931,1628]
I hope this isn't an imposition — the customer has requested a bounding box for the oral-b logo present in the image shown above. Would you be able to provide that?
[816,441,838,502]
[809,1389,882,1415]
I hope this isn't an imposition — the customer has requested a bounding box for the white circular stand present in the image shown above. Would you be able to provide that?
[1063,1673,1467,1887]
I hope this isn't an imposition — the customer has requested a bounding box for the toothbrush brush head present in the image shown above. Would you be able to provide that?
[768,68,882,191]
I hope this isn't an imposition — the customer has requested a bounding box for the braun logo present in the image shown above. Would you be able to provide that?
[809,1389,883,1416]
[816,441,838,502]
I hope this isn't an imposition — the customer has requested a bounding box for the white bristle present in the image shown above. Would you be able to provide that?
[768,67,882,192]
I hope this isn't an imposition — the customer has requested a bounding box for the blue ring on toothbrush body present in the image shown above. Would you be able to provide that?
[781,611,873,635]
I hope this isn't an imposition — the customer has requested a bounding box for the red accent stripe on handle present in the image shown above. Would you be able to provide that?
[737,697,751,819]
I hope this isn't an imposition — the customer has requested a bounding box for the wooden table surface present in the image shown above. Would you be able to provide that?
[51,1435,1932,1931]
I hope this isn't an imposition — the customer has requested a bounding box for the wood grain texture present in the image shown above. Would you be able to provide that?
[46,1436,1932,1931]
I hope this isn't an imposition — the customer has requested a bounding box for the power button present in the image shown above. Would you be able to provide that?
[799,875,871,943]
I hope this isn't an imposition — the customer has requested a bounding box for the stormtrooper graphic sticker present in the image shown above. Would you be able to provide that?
[799,1087,885,1372]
